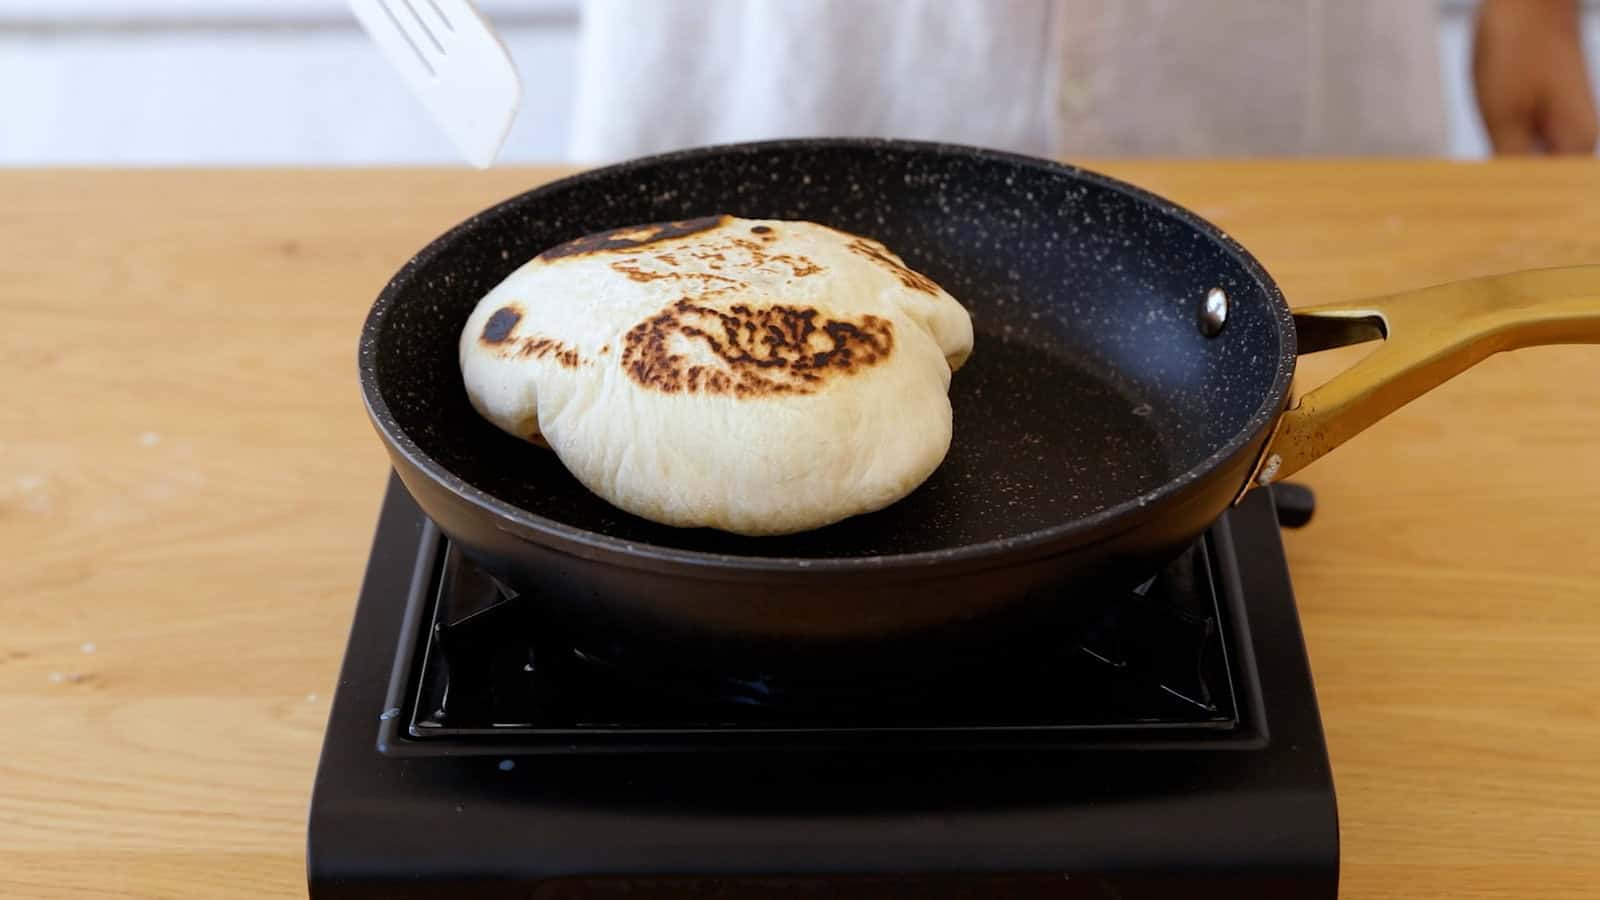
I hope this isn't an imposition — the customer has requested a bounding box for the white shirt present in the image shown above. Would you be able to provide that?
[570,0,1447,161]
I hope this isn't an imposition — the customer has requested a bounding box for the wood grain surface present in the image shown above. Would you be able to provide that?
[2,162,1598,898]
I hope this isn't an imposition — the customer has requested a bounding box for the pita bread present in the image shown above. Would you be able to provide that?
[459,215,973,535]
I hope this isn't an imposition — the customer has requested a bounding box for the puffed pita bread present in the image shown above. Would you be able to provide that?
[460,215,973,535]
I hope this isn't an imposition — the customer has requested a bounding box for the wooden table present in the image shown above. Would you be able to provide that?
[3,163,1598,898]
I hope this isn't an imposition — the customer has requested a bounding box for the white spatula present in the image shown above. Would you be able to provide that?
[350,0,522,167]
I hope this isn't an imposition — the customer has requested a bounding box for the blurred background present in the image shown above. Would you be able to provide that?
[1,0,1597,165]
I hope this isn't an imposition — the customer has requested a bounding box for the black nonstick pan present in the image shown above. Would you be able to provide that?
[360,139,1600,669]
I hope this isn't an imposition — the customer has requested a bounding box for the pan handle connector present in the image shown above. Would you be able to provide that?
[1253,265,1600,486]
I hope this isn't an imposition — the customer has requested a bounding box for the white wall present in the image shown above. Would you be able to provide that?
[1,0,1597,164]
[0,1,579,164]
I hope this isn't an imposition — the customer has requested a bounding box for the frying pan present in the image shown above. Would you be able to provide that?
[360,139,1600,669]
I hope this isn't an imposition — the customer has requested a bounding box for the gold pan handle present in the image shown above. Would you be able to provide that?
[1254,266,1600,486]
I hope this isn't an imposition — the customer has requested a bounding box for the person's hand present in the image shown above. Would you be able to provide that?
[1473,0,1598,155]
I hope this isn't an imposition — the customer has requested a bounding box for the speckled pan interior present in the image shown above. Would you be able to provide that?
[361,140,1294,559]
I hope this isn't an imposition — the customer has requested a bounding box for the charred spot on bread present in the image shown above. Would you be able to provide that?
[538,216,730,261]
[479,305,522,344]
[621,298,894,397]
[845,238,940,294]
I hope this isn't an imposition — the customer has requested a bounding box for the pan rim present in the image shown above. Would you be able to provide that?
[358,137,1298,573]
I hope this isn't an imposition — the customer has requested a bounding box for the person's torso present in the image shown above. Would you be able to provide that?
[569,0,1447,160]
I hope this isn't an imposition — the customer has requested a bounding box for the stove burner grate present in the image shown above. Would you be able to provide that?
[394,535,1244,746]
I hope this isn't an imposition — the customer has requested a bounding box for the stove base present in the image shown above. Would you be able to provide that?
[308,475,1337,899]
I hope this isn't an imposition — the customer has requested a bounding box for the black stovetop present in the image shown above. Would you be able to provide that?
[308,475,1337,899]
